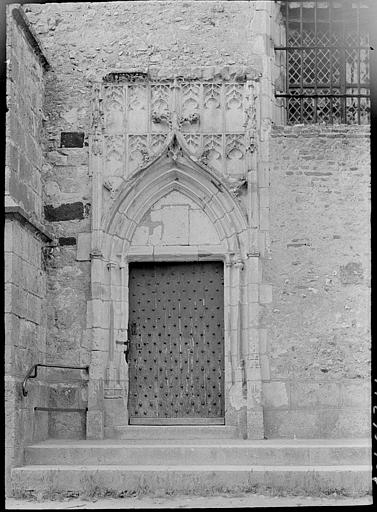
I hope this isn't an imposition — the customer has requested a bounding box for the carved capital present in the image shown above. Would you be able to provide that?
[118,255,127,269]
[234,258,244,270]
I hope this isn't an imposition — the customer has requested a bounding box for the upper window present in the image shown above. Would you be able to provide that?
[275,0,370,124]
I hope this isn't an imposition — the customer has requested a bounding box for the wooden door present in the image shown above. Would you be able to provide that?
[128,261,224,424]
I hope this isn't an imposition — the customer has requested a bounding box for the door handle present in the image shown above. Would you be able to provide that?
[124,340,129,363]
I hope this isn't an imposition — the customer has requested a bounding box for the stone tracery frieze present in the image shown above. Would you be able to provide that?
[92,73,258,181]
[203,83,221,108]
[182,133,201,155]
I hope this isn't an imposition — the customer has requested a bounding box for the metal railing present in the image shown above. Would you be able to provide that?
[275,0,371,125]
[22,363,89,397]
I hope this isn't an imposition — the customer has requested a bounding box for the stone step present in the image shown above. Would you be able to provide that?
[104,425,237,440]
[24,439,371,467]
[12,464,372,496]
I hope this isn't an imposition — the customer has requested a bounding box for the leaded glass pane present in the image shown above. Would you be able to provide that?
[302,50,316,85]
[317,49,331,85]
[287,96,302,124]
[288,50,302,85]
[278,0,370,125]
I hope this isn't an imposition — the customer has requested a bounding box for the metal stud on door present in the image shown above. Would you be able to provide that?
[128,261,224,425]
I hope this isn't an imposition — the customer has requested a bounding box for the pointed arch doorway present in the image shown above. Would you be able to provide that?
[128,260,225,425]
[86,82,265,438]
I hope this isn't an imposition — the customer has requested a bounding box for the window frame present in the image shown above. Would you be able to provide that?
[275,0,371,125]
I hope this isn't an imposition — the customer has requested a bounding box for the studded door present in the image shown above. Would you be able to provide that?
[128,261,224,424]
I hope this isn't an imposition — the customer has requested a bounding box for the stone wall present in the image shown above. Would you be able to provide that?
[22,1,273,436]
[264,125,370,438]
[16,1,371,440]
[5,6,50,492]
[5,7,47,217]
[23,0,267,135]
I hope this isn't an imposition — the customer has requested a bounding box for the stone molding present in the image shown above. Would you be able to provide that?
[88,75,259,187]
[11,6,50,71]
[5,204,54,243]
[102,65,261,83]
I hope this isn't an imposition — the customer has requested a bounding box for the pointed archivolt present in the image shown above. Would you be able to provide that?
[102,129,249,260]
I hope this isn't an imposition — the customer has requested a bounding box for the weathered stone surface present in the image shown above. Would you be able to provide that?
[11,451,372,496]
[44,202,86,221]
[262,382,289,409]
[263,125,370,438]
[86,410,104,440]
[5,12,45,219]
[289,381,341,408]
[131,192,221,248]
[49,411,86,440]
[46,247,90,367]
[76,232,91,261]
[339,262,364,285]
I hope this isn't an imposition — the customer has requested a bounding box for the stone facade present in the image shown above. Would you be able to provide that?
[4,0,371,495]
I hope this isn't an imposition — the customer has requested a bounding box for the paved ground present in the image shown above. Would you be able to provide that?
[5,493,373,509]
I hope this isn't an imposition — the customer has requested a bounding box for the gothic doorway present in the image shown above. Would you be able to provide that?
[128,261,225,425]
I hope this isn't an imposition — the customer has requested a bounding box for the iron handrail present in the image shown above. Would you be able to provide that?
[22,363,89,397]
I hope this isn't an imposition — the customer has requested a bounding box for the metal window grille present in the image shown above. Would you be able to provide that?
[275,0,370,124]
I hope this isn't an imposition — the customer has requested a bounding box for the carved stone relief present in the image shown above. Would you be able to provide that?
[128,135,149,172]
[225,134,246,175]
[127,84,148,133]
[104,135,125,177]
[150,134,166,155]
[93,75,257,185]
[87,70,264,441]
[200,134,223,172]
[151,84,171,132]
[182,133,201,156]
[180,82,200,132]
[103,85,124,133]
